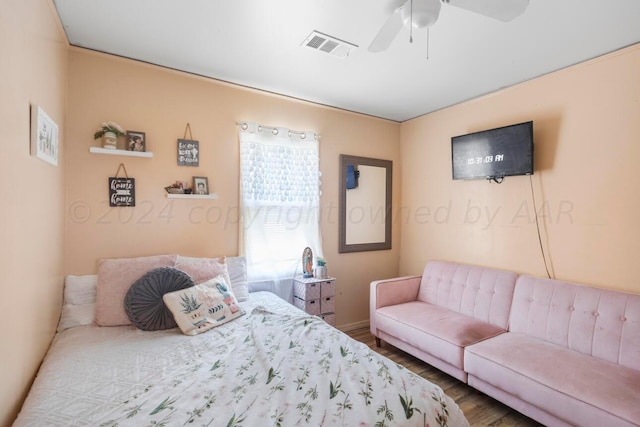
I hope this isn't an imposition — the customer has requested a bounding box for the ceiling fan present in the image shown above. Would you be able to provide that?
[368,0,530,52]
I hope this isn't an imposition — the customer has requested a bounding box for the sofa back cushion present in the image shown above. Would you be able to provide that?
[510,275,640,370]
[417,261,518,329]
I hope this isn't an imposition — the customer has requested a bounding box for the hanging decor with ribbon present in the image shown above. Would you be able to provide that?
[177,123,199,166]
[109,163,135,207]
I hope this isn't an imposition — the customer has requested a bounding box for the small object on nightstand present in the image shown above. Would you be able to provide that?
[314,257,327,279]
[293,276,336,326]
[302,247,313,278]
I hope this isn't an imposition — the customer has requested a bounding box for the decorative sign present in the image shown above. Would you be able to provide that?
[109,163,135,207]
[177,139,199,166]
[109,178,135,207]
[177,123,199,166]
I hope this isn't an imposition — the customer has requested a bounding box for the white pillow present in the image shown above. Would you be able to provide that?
[226,256,249,301]
[57,303,95,332]
[57,275,98,332]
[64,274,97,305]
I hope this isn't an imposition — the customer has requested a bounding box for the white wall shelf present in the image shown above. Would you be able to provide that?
[89,147,153,158]
[166,193,218,200]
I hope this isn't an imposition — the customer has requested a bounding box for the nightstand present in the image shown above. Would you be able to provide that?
[292,276,336,326]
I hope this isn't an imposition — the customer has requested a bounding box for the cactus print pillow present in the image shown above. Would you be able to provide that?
[163,275,245,336]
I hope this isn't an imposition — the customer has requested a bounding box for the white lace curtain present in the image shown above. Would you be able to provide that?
[239,122,323,302]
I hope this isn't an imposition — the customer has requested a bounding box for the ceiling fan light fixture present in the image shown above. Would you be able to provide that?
[368,0,529,53]
[401,0,442,28]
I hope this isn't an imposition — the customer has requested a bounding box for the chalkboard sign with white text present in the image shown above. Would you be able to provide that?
[177,139,199,166]
[109,177,136,207]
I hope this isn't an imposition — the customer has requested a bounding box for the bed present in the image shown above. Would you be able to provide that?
[14,256,469,427]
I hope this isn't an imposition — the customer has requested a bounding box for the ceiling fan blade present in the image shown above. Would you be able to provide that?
[368,5,405,53]
[443,0,529,22]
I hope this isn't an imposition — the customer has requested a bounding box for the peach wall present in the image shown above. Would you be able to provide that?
[65,49,401,328]
[399,44,640,293]
[0,1,67,425]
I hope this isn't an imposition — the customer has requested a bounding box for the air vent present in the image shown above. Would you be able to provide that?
[302,31,357,58]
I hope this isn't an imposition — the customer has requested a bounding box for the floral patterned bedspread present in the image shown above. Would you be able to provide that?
[15,292,468,427]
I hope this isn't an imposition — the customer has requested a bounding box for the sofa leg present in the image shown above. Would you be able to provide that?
[375,337,381,347]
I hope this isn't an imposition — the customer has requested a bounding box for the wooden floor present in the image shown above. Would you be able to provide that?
[345,327,544,427]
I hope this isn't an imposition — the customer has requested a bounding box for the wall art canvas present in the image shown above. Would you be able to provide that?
[30,104,59,166]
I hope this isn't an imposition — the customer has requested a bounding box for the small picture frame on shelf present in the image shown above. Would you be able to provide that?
[126,131,146,152]
[193,176,209,195]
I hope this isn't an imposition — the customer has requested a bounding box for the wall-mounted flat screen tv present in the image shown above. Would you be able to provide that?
[452,121,533,180]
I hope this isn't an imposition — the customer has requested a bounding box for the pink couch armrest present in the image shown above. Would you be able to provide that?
[370,276,421,336]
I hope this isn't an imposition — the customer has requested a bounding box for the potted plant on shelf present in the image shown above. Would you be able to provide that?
[93,121,125,149]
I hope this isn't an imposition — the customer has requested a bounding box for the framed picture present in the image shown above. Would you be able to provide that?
[126,131,146,152]
[30,104,59,166]
[193,176,209,195]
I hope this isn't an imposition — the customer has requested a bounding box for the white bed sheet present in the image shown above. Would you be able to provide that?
[14,292,468,427]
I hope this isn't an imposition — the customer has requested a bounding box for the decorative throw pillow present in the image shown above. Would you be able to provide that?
[124,267,195,331]
[174,255,232,287]
[57,274,99,332]
[95,254,178,326]
[57,303,95,333]
[63,274,97,305]
[226,256,249,302]
[162,275,245,336]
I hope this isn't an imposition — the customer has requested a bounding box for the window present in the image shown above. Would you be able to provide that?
[239,122,323,300]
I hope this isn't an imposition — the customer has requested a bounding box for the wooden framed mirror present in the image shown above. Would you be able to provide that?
[339,154,392,253]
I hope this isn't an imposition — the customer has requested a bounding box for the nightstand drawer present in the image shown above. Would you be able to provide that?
[293,281,321,300]
[293,296,320,315]
[320,296,335,314]
[320,313,336,327]
[320,281,336,298]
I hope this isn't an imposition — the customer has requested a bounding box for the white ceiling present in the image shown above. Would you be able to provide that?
[53,0,640,122]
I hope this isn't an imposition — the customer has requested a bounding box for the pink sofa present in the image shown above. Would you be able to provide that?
[370,261,640,427]
[370,260,518,382]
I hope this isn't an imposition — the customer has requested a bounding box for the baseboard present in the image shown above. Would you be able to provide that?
[338,319,370,332]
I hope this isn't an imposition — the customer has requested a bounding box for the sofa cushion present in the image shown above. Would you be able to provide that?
[418,261,517,329]
[376,301,506,370]
[511,275,640,370]
[465,332,640,427]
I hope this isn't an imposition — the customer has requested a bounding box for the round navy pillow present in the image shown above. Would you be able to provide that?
[124,267,195,331]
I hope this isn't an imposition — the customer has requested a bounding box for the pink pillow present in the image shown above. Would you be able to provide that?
[174,255,232,287]
[95,254,178,326]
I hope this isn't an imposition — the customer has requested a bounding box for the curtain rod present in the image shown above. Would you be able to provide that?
[237,121,319,140]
